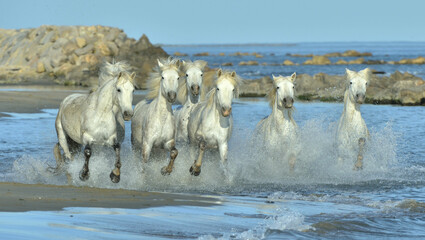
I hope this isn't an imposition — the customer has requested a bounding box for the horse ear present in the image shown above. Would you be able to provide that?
[359,68,371,78]
[195,60,208,70]
[231,71,236,77]
[130,72,136,79]
[272,74,277,80]
[290,72,296,82]
[157,59,164,68]
[346,68,356,79]
[118,72,122,79]
[217,69,222,77]
[175,59,181,68]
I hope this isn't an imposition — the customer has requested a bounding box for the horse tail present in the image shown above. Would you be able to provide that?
[47,143,63,174]
[99,60,131,86]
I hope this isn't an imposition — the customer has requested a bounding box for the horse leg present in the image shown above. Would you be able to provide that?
[161,140,178,175]
[79,145,91,181]
[354,137,366,170]
[190,141,206,176]
[218,142,231,179]
[141,140,152,164]
[289,153,296,171]
[110,143,121,183]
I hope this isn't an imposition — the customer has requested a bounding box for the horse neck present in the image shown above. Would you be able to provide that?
[92,80,117,114]
[342,89,362,119]
[154,85,172,113]
[271,99,294,125]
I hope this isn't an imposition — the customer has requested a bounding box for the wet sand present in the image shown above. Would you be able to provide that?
[0,182,219,212]
[0,85,145,117]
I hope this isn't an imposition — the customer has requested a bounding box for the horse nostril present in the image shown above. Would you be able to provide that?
[291,98,294,103]
[283,98,287,103]
[356,94,359,98]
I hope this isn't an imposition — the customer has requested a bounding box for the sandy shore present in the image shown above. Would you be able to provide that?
[0,182,219,212]
[0,85,146,117]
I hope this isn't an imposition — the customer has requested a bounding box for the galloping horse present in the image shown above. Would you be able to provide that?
[336,68,371,170]
[131,58,180,175]
[53,61,135,183]
[255,73,299,170]
[187,69,242,176]
[175,60,207,142]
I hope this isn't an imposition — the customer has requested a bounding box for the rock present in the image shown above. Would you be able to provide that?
[222,62,233,66]
[173,52,187,57]
[303,56,331,65]
[342,50,372,57]
[230,52,250,56]
[75,37,87,48]
[219,53,225,56]
[252,52,263,58]
[282,60,295,65]
[239,61,259,66]
[324,52,342,57]
[399,56,425,64]
[0,25,168,88]
[36,61,45,73]
[194,52,209,56]
[75,43,94,56]
[335,59,348,65]
[348,57,364,64]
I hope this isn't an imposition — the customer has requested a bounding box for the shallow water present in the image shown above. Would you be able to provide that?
[1,100,424,239]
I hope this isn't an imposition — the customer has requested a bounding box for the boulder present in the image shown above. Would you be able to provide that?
[75,37,87,48]
[194,52,209,56]
[222,62,233,66]
[239,61,259,66]
[342,50,372,57]
[282,60,295,65]
[173,52,188,57]
[36,61,45,73]
[335,59,348,65]
[303,56,331,65]
[348,57,364,64]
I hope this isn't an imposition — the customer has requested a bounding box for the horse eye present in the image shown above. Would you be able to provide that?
[201,74,203,77]
[217,88,220,91]
[293,86,295,89]
[161,76,164,80]
[232,89,235,92]
[117,89,121,93]
[276,87,280,89]
[186,74,188,77]
[177,77,180,80]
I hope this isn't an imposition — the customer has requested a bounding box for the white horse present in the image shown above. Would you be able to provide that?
[187,69,242,176]
[131,58,180,175]
[336,68,371,170]
[255,73,299,170]
[53,61,135,183]
[175,60,207,142]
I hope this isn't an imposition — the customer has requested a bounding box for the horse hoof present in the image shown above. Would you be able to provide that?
[160,167,171,176]
[189,166,201,176]
[110,171,120,183]
[79,170,90,181]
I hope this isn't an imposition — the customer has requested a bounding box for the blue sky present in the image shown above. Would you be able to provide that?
[1,0,424,44]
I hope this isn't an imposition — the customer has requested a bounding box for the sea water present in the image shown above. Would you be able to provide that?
[0,100,424,239]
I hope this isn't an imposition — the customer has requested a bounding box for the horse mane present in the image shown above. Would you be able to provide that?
[146,57,180,100]
[206,69,243,108]
[99,60,131,86]
[176,60,208,104]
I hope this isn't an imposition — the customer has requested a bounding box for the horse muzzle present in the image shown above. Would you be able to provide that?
[123,111,133,121]
[283,97,294,108]
[221,107,232,117]
[167,91,176,103]
[356,94,365,104]
[191,84,200,97]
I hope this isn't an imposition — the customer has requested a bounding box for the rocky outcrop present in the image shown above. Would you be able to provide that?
[0,25,167,88]
[303,56,331,65]
[239,71,425,105]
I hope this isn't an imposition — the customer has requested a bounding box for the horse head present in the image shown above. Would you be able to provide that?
[183,60,207,98]
[271,73,296,109]
[346,68,371,104]
[116,71,136,121]
[158,58,180,103]
[214,69,241,117]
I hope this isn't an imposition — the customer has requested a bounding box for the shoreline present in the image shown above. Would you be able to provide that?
[0,182,219,212]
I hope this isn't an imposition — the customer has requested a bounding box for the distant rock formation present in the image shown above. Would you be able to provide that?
[0,25,167,88]
[239,71,425,105]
